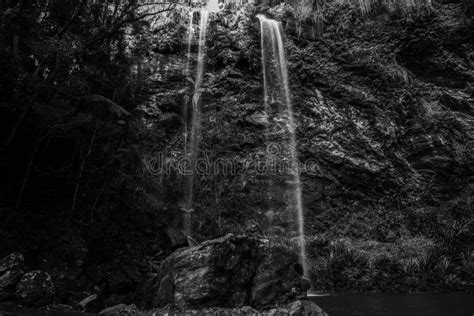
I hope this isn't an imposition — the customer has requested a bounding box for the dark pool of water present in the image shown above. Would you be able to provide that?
[311,293,474,316]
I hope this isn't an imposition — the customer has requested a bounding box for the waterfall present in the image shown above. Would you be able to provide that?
[183,10,195,152]
[258,15,309,279]
[206,0,221,12]
[194,9,209,93]
[182,9,209,244]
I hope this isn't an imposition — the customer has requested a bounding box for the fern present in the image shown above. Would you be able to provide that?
[334,0,433,15]
[461,252,474,278]
[287,0,434,38]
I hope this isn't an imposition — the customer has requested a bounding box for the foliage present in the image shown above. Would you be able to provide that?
[208,6,262,70]
[277,0,434,39]
[0,1,178,261]
[306,236,466,292]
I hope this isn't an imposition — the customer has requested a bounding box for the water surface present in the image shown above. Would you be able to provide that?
[312,293,474,316]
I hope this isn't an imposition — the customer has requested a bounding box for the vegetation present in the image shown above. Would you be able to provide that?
[0,0,472,309]
[0,0,180,273]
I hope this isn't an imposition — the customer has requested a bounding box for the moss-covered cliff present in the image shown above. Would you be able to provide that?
[140,1,473,292]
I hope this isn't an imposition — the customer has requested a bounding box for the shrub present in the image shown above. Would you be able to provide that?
[307,236,442,292]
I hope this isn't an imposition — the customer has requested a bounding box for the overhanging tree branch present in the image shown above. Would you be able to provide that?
[86,2,178,48]
[57,0,87,38]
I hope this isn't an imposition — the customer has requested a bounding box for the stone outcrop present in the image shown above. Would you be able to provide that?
[15,270,55,307]
[140,234,311,310]
[0,253,25,291]
[0,253,56,307]
[0,253,25,301]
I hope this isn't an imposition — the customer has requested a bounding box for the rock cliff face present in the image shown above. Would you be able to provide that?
[140,1,473,291]
[144,3,473,228]
[140,234,310,309]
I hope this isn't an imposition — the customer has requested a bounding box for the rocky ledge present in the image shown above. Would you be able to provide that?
[0,253,55,307]
[1,235,327,315]
[136,234,325,314]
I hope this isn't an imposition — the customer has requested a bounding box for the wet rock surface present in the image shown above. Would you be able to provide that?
[139,2,473,292]
[15,270,55,307]
[0,253,25,302]
[141,234,309,310]
[0,253,25,292]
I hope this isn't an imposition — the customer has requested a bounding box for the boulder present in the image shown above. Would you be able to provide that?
[0,253,25,291]
[251,243,310,307]
[16,270,55,307]
[141,234,310,310]
[286,300,327,316]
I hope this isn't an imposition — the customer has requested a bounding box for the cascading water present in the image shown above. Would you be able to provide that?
[258,15,309,279]
[182,9,209,244]
[183,10,195,152]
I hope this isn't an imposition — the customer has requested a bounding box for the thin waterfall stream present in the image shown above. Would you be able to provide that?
[258,15,309,279]
[183,10,195,151]
[182,9,209,244]
[181,8,309,274]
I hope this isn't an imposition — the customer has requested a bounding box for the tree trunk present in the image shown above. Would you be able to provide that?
[70,126,97,215]
[15,128,45,209]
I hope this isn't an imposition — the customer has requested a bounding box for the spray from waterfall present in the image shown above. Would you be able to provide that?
[182,9,209,244]
[258,15,309,279]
